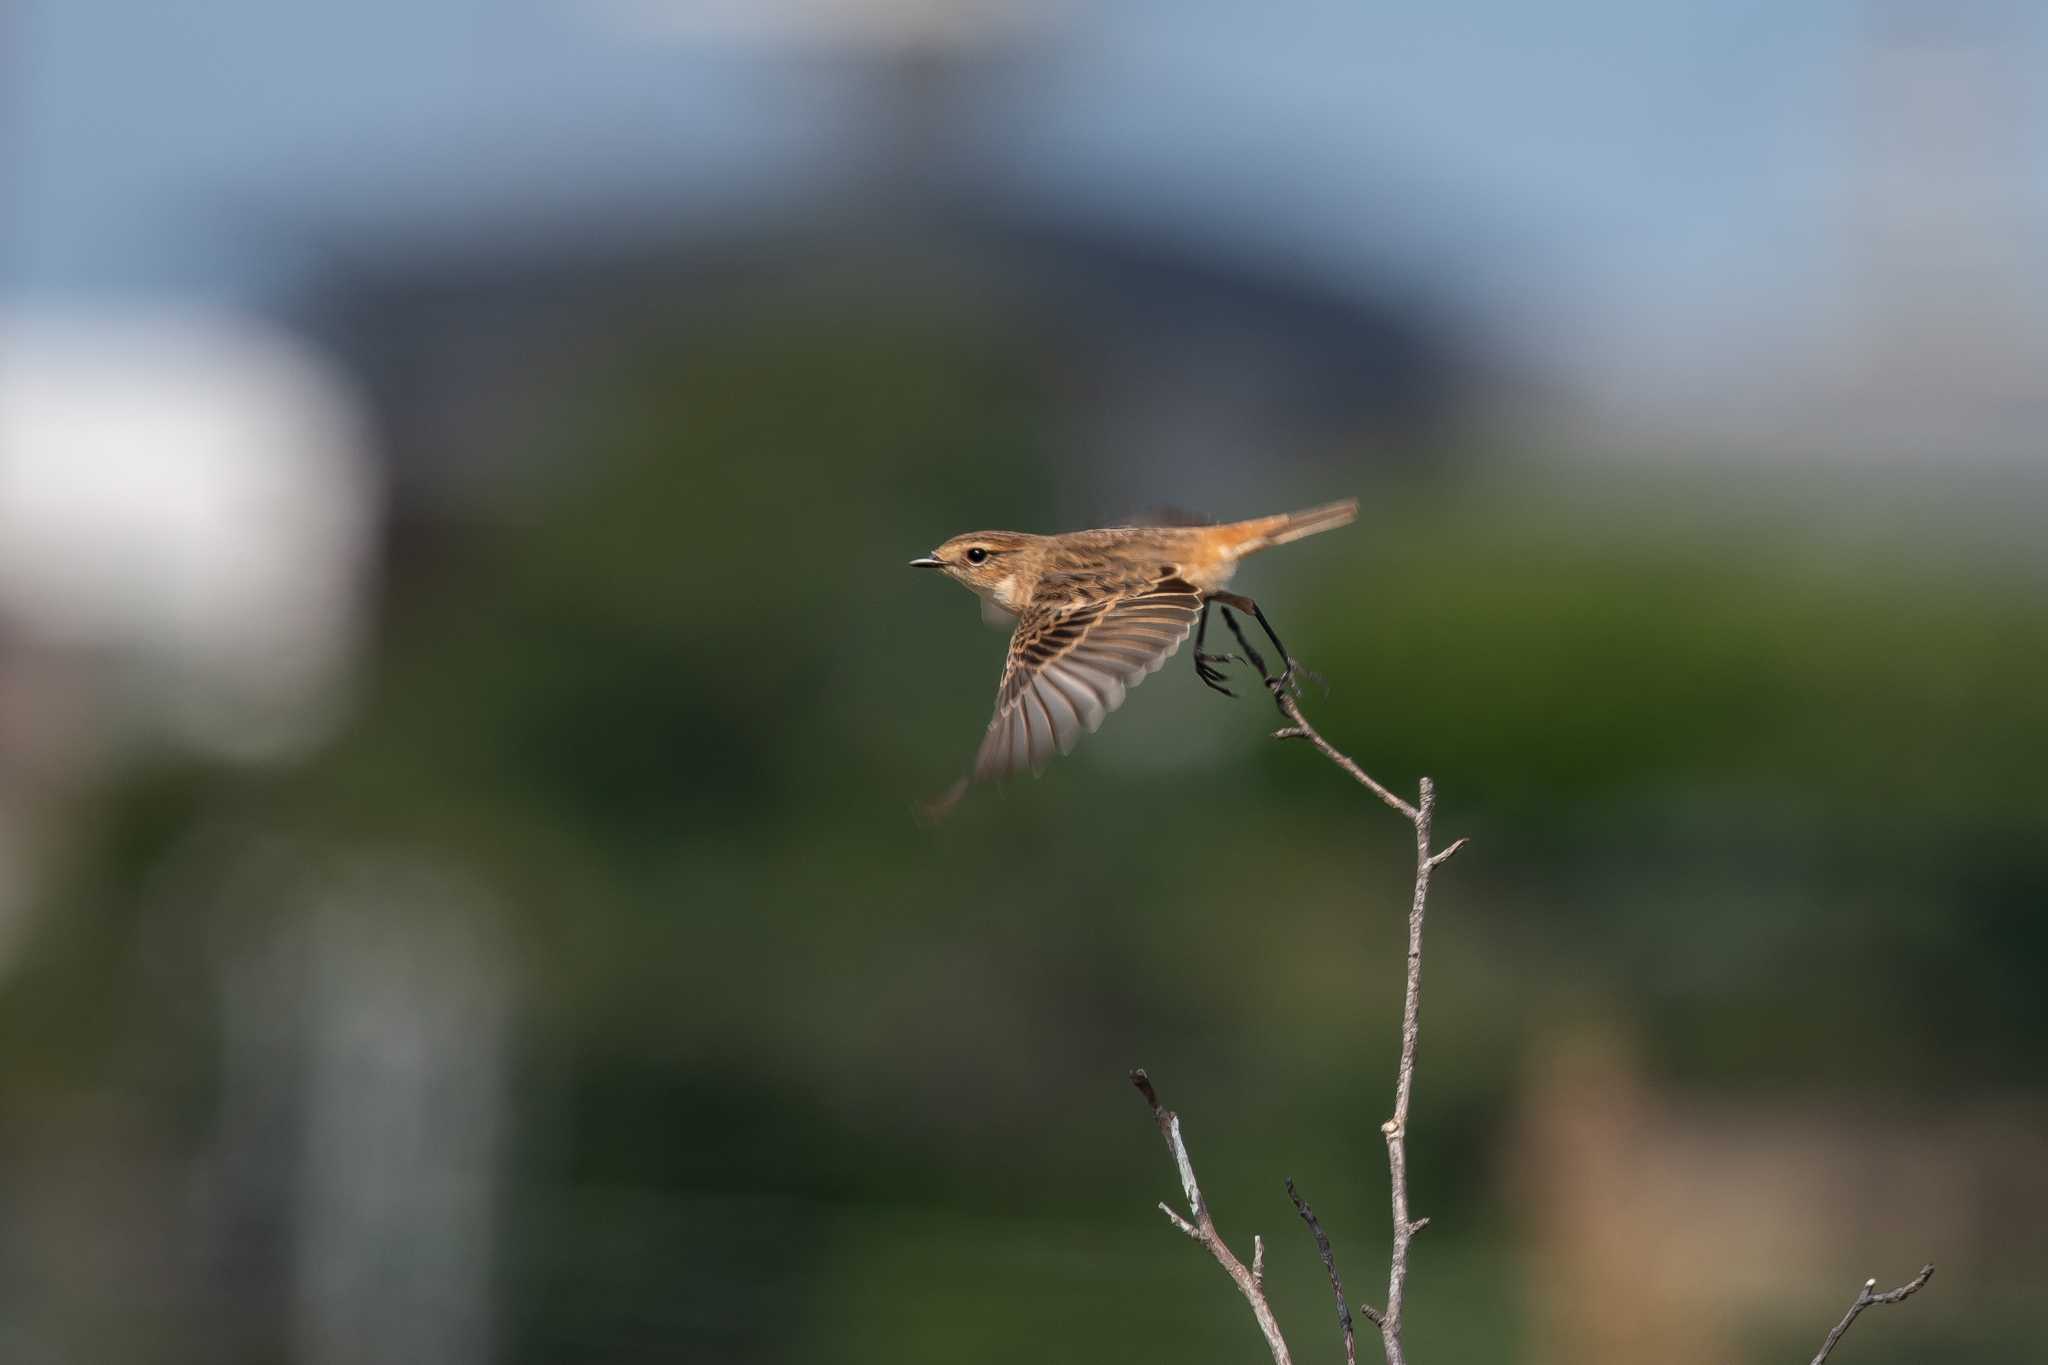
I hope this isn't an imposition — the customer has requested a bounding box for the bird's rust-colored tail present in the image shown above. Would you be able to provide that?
[1214,497,1359,557]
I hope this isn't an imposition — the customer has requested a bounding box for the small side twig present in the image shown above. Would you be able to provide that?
[1288,1176,1371,1365]
[1809,1265,1935,1365]
[1269,720,1416,822]
[1131,1069,1292,1365]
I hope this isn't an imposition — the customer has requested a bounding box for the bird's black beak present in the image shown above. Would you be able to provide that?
[909,556,944,569]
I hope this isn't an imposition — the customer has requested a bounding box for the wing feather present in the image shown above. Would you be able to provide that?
[972,587,1202,782]
[1040,664,1107,733]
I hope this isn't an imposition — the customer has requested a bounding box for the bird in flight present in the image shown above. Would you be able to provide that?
[910,498,1357,804]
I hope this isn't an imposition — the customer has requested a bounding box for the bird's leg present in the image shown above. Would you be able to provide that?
[1213,593,1321,704]
[1217,606,1270,686]
[1191,598,1240,698]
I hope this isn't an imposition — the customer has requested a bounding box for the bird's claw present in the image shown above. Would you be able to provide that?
[1259,657,1324,705]
[1194,651,1239,698]
[1283,658,1327,698]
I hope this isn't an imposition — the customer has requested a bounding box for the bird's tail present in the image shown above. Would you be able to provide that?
[1216,498,1359,557]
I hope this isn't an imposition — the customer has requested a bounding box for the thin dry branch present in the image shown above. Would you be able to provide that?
[1809,1265,1935,1365]
[1269,722,1414,822]
[1270,684,1459,1365]
[1130,1069,1293,1365]
[1287,1176,1368,1365]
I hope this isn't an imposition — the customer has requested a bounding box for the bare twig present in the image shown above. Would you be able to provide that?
[1809,1265,1934,1365]
[1378,775,1442,1365]
[1288,1176,1370,1365]
[1130,1069,1292,1365]
[1135,663,1932,1365]
[1272,685,1452,1365]
[1271,719,1416,821]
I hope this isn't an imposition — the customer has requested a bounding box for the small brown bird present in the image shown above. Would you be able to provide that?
[911,498,1357,793]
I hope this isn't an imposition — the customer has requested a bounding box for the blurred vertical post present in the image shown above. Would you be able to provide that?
[281,858,513,1365]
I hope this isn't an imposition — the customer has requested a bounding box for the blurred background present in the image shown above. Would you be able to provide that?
[3,1,2045,1361]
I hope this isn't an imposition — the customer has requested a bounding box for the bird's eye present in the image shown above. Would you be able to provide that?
[965,547,988,564]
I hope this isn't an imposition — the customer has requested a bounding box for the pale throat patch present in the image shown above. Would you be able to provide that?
[966,572,1023,626]
[987,573,1022,611]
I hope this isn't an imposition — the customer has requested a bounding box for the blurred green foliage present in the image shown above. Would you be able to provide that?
[6,305,2044,1362]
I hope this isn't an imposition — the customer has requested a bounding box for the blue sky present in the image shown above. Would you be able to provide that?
[7,1,2042,385]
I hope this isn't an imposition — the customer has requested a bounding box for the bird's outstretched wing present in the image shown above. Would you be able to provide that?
[973,582,1202,783]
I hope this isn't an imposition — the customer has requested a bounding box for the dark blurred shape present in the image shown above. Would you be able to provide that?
[301,196,1478,544]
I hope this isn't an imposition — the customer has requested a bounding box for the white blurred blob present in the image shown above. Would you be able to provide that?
[0,310,379,764]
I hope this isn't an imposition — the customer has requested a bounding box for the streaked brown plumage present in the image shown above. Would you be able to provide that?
[911,498,1357,792]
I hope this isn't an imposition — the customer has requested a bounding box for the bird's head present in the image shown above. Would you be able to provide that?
[910,530,1040,608]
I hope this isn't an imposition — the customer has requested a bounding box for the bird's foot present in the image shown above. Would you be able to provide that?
[1278,657,1326,699]
[1260,656,1324,707]
[1194,651,1241,698]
